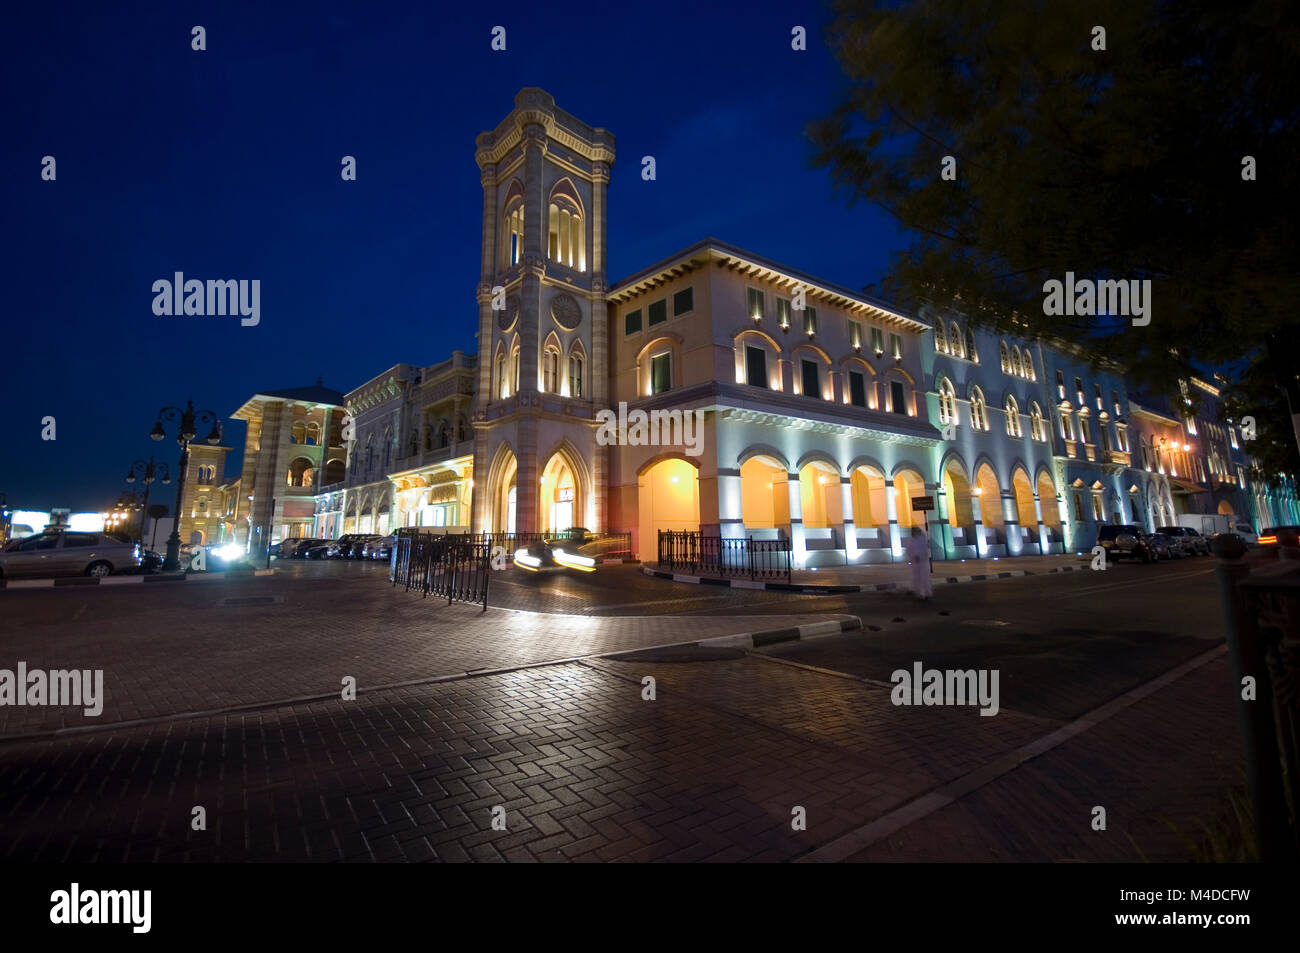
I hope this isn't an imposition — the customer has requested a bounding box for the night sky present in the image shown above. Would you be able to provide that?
[2,1,904,511]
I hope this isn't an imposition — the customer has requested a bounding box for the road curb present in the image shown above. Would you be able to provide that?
[0,568,278,590]
[641,563,1089,594]
[686,616,862,650]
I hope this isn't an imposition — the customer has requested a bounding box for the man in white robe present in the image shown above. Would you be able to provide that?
[903,527,933,600]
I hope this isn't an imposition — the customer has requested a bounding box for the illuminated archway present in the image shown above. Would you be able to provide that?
[975,463,1003,534]
[798,460,841,529]
[1217,500,1235,516]
[638,457,700,559]
[943,460,974,530]
[1011,468,1036,527]
[540,453,578,533]
[740,455,787,529]
[486,445,518,534]
[1036,472,1060,533]
[850,465,888,531]
[893,468,926,530]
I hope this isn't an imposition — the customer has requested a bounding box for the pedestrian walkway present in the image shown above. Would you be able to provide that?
[647,552,1094,592]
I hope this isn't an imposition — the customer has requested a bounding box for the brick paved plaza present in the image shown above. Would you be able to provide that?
[0,558,1245,862]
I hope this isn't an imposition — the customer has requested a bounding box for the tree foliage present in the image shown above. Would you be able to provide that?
[810,0,1299,413]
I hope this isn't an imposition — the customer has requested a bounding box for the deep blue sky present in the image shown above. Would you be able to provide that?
[2,1,905,511]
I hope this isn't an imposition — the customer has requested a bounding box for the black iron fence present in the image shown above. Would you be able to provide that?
[391,529,490,609]
[1215,532,1300,860]
[656,530,792,581]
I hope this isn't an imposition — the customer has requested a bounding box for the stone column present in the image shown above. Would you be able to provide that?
[786,472,806,565]
[1002,488,1021,555]
[971,490,986,557]
[885,478,901,557]
[840,476,858,562]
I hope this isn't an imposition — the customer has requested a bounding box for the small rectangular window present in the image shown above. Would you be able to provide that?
[745,346,768,388]
[1112,391,1121,417]
[1075,378,1084,403]
[1094,383,1103,410]
[673,288,693,316]
[648,299,667,326]
[776,298,792,330]
[849,371,866,407]
[624,309,642,335]
[801,360,820,398]
[1229,426,1238,449]
[1056,370,1066,399]
[804,306,818,336]
[849,321,862,349]
[890,380,907,414]
[890,333,902,359]
[871,327,884,354]
[747,287,765,320]
[651,353,672,394]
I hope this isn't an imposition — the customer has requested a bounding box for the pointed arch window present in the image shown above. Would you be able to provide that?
[543,345,560,393]
[547,192,586,271]
[568,351,584,399]
[966,328,978,363]
[938,378,958,425]
[999,341,1010,373]
[1005,396,1022,437]
[970,387,989,431]
[935,318,948,354]
[1030,402,1046,441]
[948,322,965,359]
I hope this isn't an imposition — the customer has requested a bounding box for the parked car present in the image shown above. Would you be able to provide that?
[514,529,632,574]
[1143,531,1175,560]
[0,530,142,579]
[300,541,335,560]
[287,538,329,559]
[1155,526,1207,557]
[365,534,396,560]
[1096,524,1158,563]
[329,534,380,559]
[137,549,164,573]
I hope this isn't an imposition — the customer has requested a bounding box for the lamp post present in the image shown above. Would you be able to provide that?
[125,457,170,550]
[151,399,223,571]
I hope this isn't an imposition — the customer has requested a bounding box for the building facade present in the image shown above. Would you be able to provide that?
[249,88,1295,564]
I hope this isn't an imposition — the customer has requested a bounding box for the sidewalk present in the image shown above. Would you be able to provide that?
[646,552,1093,592]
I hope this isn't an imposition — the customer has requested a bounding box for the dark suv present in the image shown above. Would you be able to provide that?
[1096,524,1157,563]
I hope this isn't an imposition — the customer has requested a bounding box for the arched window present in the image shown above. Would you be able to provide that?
[999,341,1010,373]
[1030,402,1046,441]
[948,322,964,359]
[966,328,978,363]
[495,349,508,399]
[568,351,584,398]
[934,318,948,354]
[502,189,525,268]
[510,344,521,393]
[291,422,306,444]
[1005,396,1022,437]
[938,378,958,425]
[547,186,586,270]
[543,345,560,393]
[1023,350,1036,381]
[305,422,320,446]
[970,387,988,431]
[1011,347,1023,378]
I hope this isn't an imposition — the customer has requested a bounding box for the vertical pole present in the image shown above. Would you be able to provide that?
[1214,549,1288,861]
[266,496,275,570]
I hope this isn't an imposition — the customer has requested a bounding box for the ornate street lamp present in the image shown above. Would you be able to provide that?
[125,456,171,549]
[151,399,222,571]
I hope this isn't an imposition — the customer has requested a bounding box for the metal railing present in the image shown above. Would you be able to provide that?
[656,530,792,581]
[391,529,489,610]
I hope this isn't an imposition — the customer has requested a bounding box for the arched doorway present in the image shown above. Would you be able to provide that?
[893,468,925,531]
[740,456,787,530]
[487,446,518,534]
[798,461,841,529]
[1217,500,1235,516]
[638,457,700,560]
[1011,468,1037,554]
[540,454,578,533]
[974,463,1002,540]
